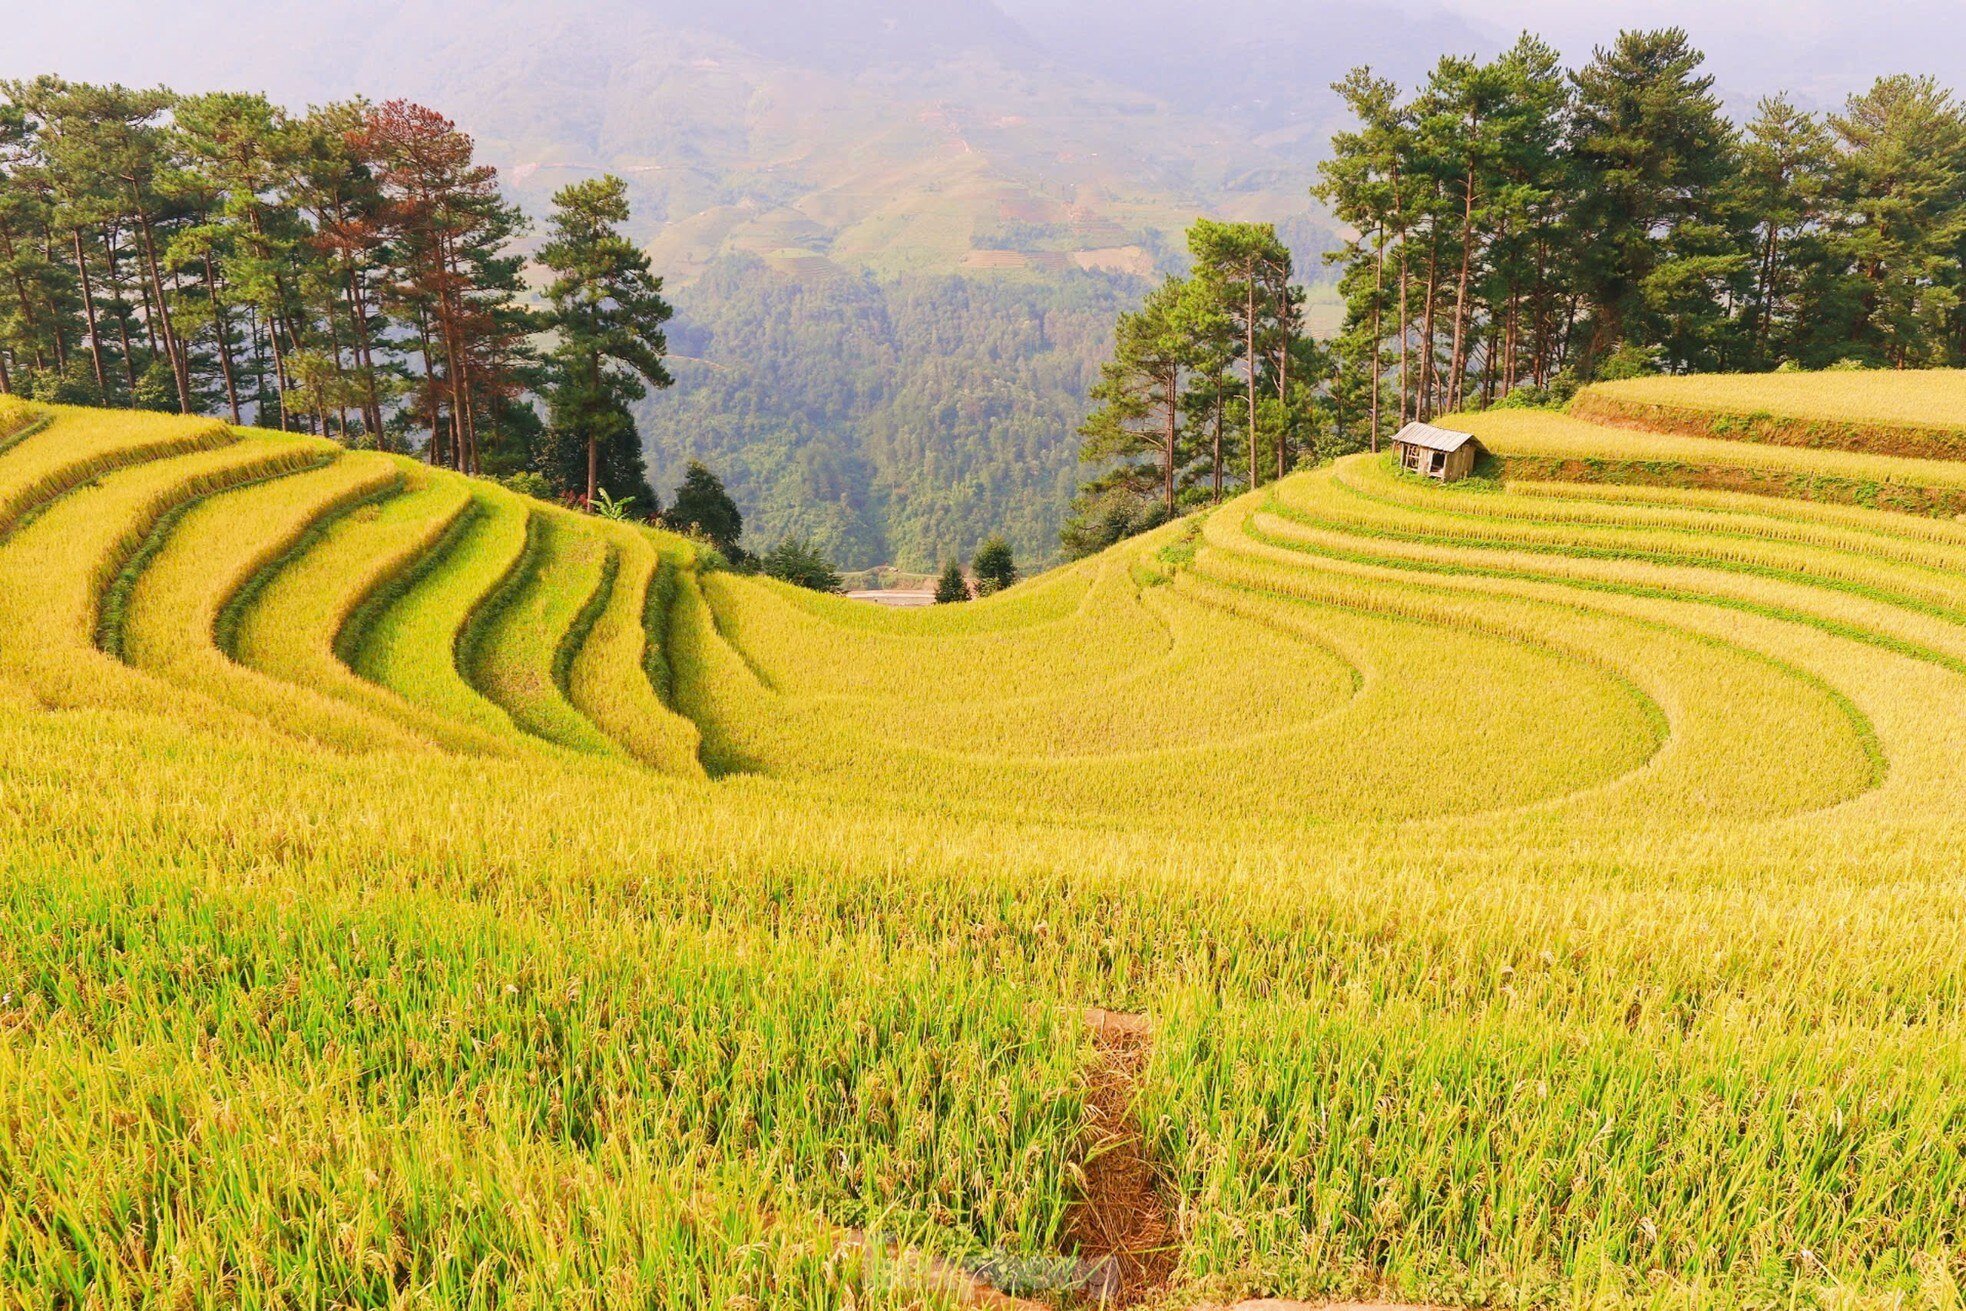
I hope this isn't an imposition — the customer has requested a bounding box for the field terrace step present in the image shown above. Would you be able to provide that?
[564,522,707,777]
[0,404,234,541]
[115,450,432,756]
[0,432,334,719]
[346,482,536,746]
[461,509,623,758]
[229,459,517,758]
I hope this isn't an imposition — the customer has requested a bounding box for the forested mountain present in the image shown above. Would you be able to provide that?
[2,0,1347,566]
[652,259,1137,568]
[7,2,1964,566]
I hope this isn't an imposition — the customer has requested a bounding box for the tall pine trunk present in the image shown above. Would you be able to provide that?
[586,350,602,506]
[1369,222,1385,452]
[1211,387,1223,501]
[130,190,191,414]
[104,231,140,404]
[1418,222,1440,422]
[1244,261,1259,492]
[1447,163,1477,413]
[71,227,109,402]
[1276,284,1291,481]
[1163,362,1178,517]
[203,255,242,424]
[1394,189,1409,429]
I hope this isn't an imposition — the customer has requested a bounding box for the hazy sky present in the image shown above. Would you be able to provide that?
[1418,0,1966,108]
[3,0,1960,120]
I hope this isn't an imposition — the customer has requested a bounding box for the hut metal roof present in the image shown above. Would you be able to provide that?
[1392,421,1480,453]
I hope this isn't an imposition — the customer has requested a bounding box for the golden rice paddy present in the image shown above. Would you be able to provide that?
[1,381,1964,1309]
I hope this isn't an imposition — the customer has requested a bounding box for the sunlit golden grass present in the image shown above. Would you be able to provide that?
[118,450,424,754]
[1463,406,1966,486]
[348,482,533,744]
[228,459,509,756]
[566,522,706,777]
[1569,370,1966,460]
[0,402,232,539]
[465,508,622,757]
[0,394,33,446]
[1587,367,1966,428]
[0,431,331,715]
[5,389,1966,1309]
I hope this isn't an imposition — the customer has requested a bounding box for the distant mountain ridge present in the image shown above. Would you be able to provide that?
[2,0,1347,278]
[9,0,1963,569]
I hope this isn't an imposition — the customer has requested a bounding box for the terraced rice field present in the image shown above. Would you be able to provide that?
[2,383,1965,1309]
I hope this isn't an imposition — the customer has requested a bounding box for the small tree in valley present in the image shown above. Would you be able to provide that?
[762,537,842,592]
[934,561,969,603]
[971,535,1017,595]
[666,459,743,555]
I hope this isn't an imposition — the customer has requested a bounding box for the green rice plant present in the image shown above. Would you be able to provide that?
[0,402,233,540]
[461,508,621,756]
[227,459,516,756]
[348,482,533,744]
[6,385,1966,1308]
[564,521,706,776]
[0,428,332,717]
[114,450,429,755]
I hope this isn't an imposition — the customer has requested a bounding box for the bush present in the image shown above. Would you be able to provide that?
[971,535,1018,595]
[498,471,555,500]
[933,562,969,603]
[1594,345,1662,382]
[761,537,842,592]
[665,461,744,555]
[1060,490,1169,560]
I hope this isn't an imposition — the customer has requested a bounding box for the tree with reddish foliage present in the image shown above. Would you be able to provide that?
[352,99,530,473]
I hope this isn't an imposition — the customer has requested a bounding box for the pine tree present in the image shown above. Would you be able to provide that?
[1736,96,1836,365]
[933,561,969,603]
[1077,275,1202,520]
[971,535,1017,595]
[1569,29,1744,372]
[538,174,670,507]
[1830,77,1966,368]
[762,537,841,592]
[666,459,743,555]
[1188,219,1293,486]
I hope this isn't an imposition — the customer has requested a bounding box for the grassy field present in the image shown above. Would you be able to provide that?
[2,378,1965,1308]
[1571,370,1966,460]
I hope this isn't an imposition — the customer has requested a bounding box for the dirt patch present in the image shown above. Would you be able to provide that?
[1066,1008,1176,1306]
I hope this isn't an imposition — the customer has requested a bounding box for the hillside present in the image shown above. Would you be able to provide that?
[0,0,1335,278]
[3,378,1966,1305]
[647,259,1141,569]
[2,0,1357,572]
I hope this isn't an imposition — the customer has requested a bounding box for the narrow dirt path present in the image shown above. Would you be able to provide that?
[1066,1007,1177,1306]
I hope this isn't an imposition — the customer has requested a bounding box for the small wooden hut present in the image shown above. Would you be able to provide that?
[1390,422,1485,483]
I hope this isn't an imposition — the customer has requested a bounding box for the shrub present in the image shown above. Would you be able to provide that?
[498,470,555,500]
[971,534,1018,595]
[934,561,969,603]
[666,460,743,555]
[761,536,842,592]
